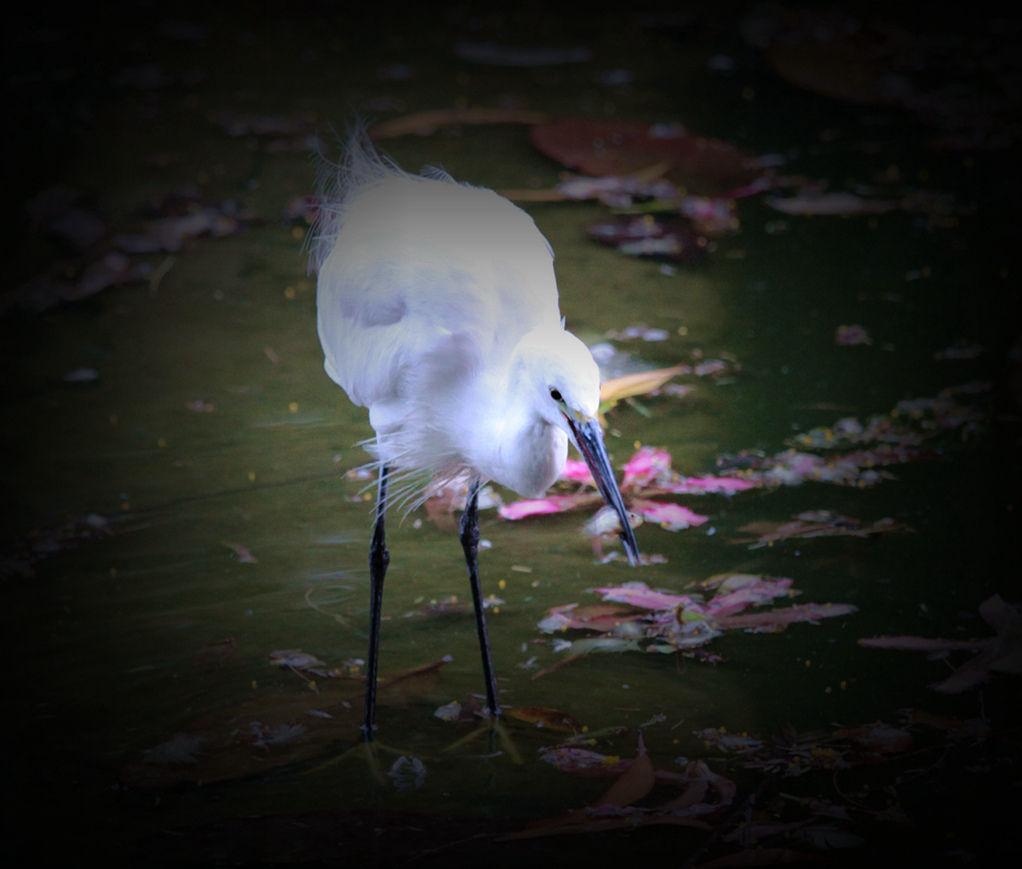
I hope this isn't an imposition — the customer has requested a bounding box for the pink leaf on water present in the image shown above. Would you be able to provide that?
[560,458,596,484]
[666,475,760,494]
[622,447,674,488]
[715,602,857,631]
[631,499,708,530]
[498,494,589,520]
[592,581,693,611]
[835,324,872,345]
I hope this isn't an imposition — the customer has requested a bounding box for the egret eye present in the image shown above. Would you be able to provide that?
[549,387,563,402]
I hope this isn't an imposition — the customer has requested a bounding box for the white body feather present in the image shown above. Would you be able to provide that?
[313,130,602,501]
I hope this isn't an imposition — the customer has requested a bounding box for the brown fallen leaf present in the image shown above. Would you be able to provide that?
[589,735,655,809]
[505,706,583,733]
[529,119,767,196]
[499,735,658,840]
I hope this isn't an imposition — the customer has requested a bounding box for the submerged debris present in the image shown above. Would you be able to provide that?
[732,511,913,549]
[860,595,1021,693]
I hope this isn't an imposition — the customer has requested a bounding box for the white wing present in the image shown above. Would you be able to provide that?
[316,171,561,414]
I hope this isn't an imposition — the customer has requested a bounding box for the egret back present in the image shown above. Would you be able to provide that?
[314,134,563,481]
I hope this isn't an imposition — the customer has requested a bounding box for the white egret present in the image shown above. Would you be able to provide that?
[312,125,640,741]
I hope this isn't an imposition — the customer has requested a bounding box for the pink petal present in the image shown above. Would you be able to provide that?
[663,475,759,494]
[498,498,569,520]
[592,582,692,611]
[632,500,708,529]
[560,459,595,484]
[540,747,632,777]
[715,602,857,630]
[622,447,673,488]
[708,578,794,616]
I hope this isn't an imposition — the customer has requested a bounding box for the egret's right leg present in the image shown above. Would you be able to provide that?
[460,477,501,718]
[363,464,390,742]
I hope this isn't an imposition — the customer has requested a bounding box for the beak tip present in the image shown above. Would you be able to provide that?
[571,415,642,566]
[621,531,641,567]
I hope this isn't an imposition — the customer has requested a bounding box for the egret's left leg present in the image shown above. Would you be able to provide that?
[362,464,391,742]
[460,478,501,717]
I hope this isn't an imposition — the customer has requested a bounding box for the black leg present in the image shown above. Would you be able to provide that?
[460,478,501,717]
[362,464,390,742]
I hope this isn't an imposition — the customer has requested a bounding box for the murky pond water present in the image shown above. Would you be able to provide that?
[5,4,1019,865]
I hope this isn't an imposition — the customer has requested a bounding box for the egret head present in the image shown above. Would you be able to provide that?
[515,326,601,428]
[515,326,640,565]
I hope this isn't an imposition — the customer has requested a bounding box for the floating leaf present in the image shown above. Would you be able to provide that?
[629,498,708,530]
[505,706,583,733]
[860,595,1021,693]
[716,602,857,632]
[498,492,601,520]
[592,580,692,611]
[732,513,912,548]
[537,603,638,633]
[590,736,655,809]
[599,365,690,413]
[539,746,633,777]
[530,119,769,196]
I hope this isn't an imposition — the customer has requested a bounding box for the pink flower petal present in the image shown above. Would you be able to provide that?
[560,459,595,484]
[632,500,708,530]
[592,581,692,611]
[498,499,567,520]
[622,447,673,488]
[715,602,857,630]
[662,475,759,494]
[707,578,794,617]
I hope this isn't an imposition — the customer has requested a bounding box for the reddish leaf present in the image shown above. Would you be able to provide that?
[715,602,857,631]
[530,119,767,196]
[590,737,655,809]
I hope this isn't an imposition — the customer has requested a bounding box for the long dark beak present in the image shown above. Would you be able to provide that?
[565,416,640,566]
